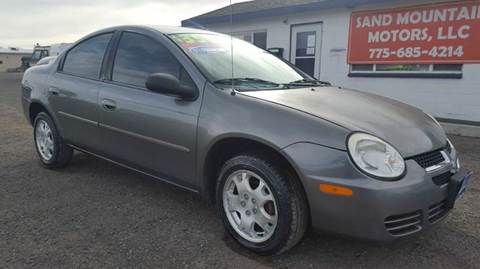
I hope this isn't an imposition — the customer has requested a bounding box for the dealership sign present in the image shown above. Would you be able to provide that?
[348,1,480,64]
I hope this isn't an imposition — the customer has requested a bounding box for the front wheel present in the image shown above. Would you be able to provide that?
[216,153,308,255]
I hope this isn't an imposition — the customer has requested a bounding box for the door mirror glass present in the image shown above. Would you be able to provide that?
[146,73,196,100]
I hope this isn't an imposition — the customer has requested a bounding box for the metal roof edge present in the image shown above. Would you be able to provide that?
[182,0,390,27]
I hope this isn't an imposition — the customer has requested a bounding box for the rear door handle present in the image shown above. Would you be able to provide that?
[48,87,60,96]
[101,99,117,111]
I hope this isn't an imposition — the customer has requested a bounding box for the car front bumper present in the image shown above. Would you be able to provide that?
[282,142,467,241]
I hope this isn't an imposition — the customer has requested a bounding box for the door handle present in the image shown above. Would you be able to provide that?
[48,87,60,96]
[101,99,117,111]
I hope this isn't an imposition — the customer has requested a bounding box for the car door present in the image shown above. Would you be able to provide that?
[98,31,201,189]
[47,32,114,151]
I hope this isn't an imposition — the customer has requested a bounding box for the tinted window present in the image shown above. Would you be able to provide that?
[62,33,112,79]
[351,64,373,71]
[433,64,462,72]
[112,32,184,88]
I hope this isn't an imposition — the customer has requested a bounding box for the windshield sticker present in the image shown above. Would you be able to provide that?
[170,33,230,54]
[171,34,212,48]
[170,33,209,44]
[189,46,229,54]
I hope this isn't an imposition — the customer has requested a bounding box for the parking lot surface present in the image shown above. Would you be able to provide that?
[1,72,479,268]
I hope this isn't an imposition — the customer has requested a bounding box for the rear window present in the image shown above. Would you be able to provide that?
[62,33,112,79]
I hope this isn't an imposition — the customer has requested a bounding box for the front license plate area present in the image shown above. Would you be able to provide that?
[446,169,473,209]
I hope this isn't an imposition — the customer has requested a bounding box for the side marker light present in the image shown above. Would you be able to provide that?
[319,184,353,197]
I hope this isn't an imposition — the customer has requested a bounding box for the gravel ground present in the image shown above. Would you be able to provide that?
[1,72,479,268]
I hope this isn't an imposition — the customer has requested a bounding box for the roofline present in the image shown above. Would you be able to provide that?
[0,51,32,55]
[182,0,392,27]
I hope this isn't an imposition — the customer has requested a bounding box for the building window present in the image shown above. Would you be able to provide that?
[253,32,267,50]
[349,64,462,78]
[0,60,3,64]
[232,30,267,49]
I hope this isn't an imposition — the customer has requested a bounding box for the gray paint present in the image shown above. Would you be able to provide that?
[21,25,456,241]
[282,142,457,240]
[241,87,447,157]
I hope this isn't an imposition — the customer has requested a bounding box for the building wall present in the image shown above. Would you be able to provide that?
[197,0,480,122]
[0,53,27,72]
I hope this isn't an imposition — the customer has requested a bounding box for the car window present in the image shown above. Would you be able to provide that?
[62,33,112,79]
[112,32,190,89]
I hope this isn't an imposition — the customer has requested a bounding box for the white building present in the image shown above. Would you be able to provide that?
[183,0,480,127]
[0,47,32,72]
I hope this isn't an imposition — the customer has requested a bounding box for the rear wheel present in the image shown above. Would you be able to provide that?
[216,153,308,255]
[33,112,73,169]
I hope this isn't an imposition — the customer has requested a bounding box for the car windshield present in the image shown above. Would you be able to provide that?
[169,33,317,90]
[31,50,42,60]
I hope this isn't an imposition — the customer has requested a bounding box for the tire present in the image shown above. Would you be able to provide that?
[216,153,308,255]
[33,112,73,169]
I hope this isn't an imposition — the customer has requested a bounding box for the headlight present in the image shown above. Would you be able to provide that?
[347,133,405,179]
[446,139,460,169]
[447,138,454,151]
[425,112,442,127]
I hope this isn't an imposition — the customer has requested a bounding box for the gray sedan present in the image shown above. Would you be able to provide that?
[21,25,473,255]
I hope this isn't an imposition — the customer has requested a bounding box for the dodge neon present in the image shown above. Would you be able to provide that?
[21,26,473,255]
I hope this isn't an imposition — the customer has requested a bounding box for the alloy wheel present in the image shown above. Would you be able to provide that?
[223,170,278,243]
[35,119,54,161]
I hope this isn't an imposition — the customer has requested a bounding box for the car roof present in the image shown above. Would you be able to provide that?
[93,25,219,36]
[148,25,217,35]
[67,25,225,53]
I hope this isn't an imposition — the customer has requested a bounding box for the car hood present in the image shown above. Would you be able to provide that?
[240,86,447,157]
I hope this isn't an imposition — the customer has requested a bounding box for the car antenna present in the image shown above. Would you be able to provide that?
[229,0,236,96]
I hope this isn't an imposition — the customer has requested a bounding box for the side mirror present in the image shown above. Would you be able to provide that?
[145,73,196,100]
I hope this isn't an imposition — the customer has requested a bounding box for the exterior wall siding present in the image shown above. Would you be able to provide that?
[194,0,480,122]
[0,54,28,72]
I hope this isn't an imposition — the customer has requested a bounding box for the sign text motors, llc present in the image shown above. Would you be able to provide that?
[348,1,480,64]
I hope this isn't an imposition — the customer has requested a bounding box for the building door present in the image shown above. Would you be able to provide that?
[290,23,322,78]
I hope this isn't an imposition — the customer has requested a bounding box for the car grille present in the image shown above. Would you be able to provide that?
[428,200,449,223]
[411,149,445,169]
[432,171,453,186]
[384,211,422,236]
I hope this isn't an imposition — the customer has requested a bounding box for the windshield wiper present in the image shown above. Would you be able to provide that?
[213,77,330,90]
[213,77,281,87]
[286,79,331,86]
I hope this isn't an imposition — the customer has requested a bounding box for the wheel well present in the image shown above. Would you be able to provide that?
[29,102,47,125]
[203,137,305,204]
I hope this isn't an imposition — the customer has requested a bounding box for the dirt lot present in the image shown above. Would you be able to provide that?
[0,72,479,268]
